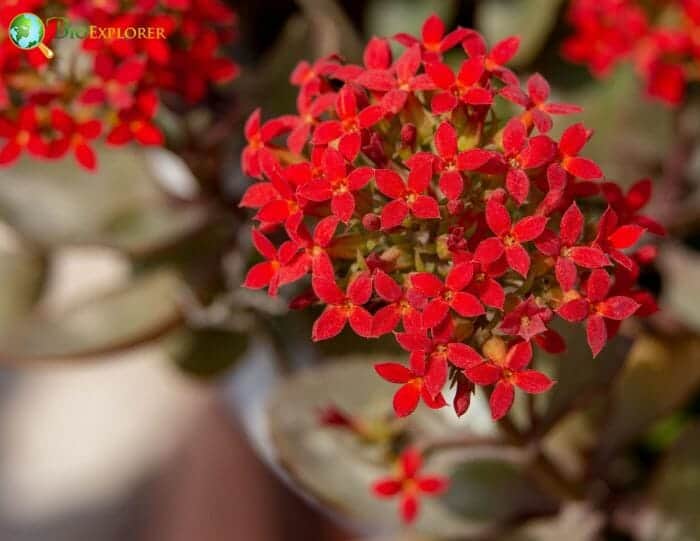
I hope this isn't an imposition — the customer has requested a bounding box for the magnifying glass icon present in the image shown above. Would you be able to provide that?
[8,13,54,59]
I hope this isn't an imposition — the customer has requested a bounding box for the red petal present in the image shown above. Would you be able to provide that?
[465,363,501,385]
[435,121,457,160]
[372,479,402,497]
[505,340,533,370]
[375,169,406,199]
[243,262,274,289]
[447,343,483,369]
[422,14,445,44]
[380,199,409,230]
[506,168,530,205]
[446,262,474,291]
[394,382,421,417]
[503,118,526,154]
[358,105,385,128]
[375,362,412,383]
[424,355,448,396]
[457,149,499,171]
[560,203,583,246]
[490,36,520,65]
[312,121,343,144]
[451,292,485,317]
[489,380,515,420]
[311,306,347,341]
[598,296,640,320]
[514,370,554,393]
[559,123,588,156]
[400,494,419,524]
[355,69,395,91]
[586,314,607,357]
[348,272,373,305]
[485,198,512,236]
[364,37,392,70]
[587,268,611,303]
[557,298,589,322]
[411,273,444,297]
[608,224,645,249]
[555,256,578,291]
[474,237,505,265]
[513,215,547,242]
[349,306,374,337]
[422,298,450,328]
[425,62,455,89]
[331,191,355,222]
[439,170,464,200]
[564,157,602,180]
[74,142,97,171]
[312,275,345,304]
[431,92,459,114]
[527,73,550,104]
[418,475,448,494]
[375,270,402,301]
[505,245,531,277]
[410,195,440,219]
[569,247,610,268]
[373,305,401,336]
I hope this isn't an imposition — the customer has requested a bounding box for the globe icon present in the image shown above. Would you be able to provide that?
[8,13,45,51]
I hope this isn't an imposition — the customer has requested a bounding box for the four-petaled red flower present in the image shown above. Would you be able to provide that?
[557,268,640,356]
[475,198,548,277]
[311,271,374,341]
[535,202,611,291]
[465,340,554,420]
[375,163,441,230]
[372,448,449,524]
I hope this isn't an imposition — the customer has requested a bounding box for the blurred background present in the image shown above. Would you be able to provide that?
[0,0,699,540]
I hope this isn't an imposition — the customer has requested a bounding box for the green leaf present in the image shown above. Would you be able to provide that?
[476,0,565,68]
[444,459,557,522]
[0,147,209,255]
[594,333,700,460]
[171,328,249,378]
[0,270,182,362]
[649,422,700,539]
[0,245,47,335]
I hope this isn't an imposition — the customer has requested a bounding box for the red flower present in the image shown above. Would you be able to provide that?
[600,178,666,236]
[475,198,548,277]
[243,229,303,296]
[500,73,583,133]
[394,13,470,61]
[412,121,467,201]
[535,202,611,291]
[594,206,647,271]
[355,44,435,113]
[106,91,164,147]
[311,271,373,341]
[498,296,553,342]
[409,263,485,328]
[287,89,336,155]
[463,34,520,85]
[298,148,373,223]
[371,448,448,524]
[80,54,146,110]
[557,268,640,356]
[464,340,554,420]
[0,106,47,166]
[558,123,603,180]
[372,270,423,336]
[241,109,293,179]
[375,163,441,230]
[50,109,102,171]
[375,350,448,417]
[426,57,493,114]
[311,85,385,161]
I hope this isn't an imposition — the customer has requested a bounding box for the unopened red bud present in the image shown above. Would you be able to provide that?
[289,289,317,310]
[362,212,381,231]
[400,123,417,147]
[447,199,464,215]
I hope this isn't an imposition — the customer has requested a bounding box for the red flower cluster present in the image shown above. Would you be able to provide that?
[563,0,700,105]
[241,14,661,524]
[0,0,237,170]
